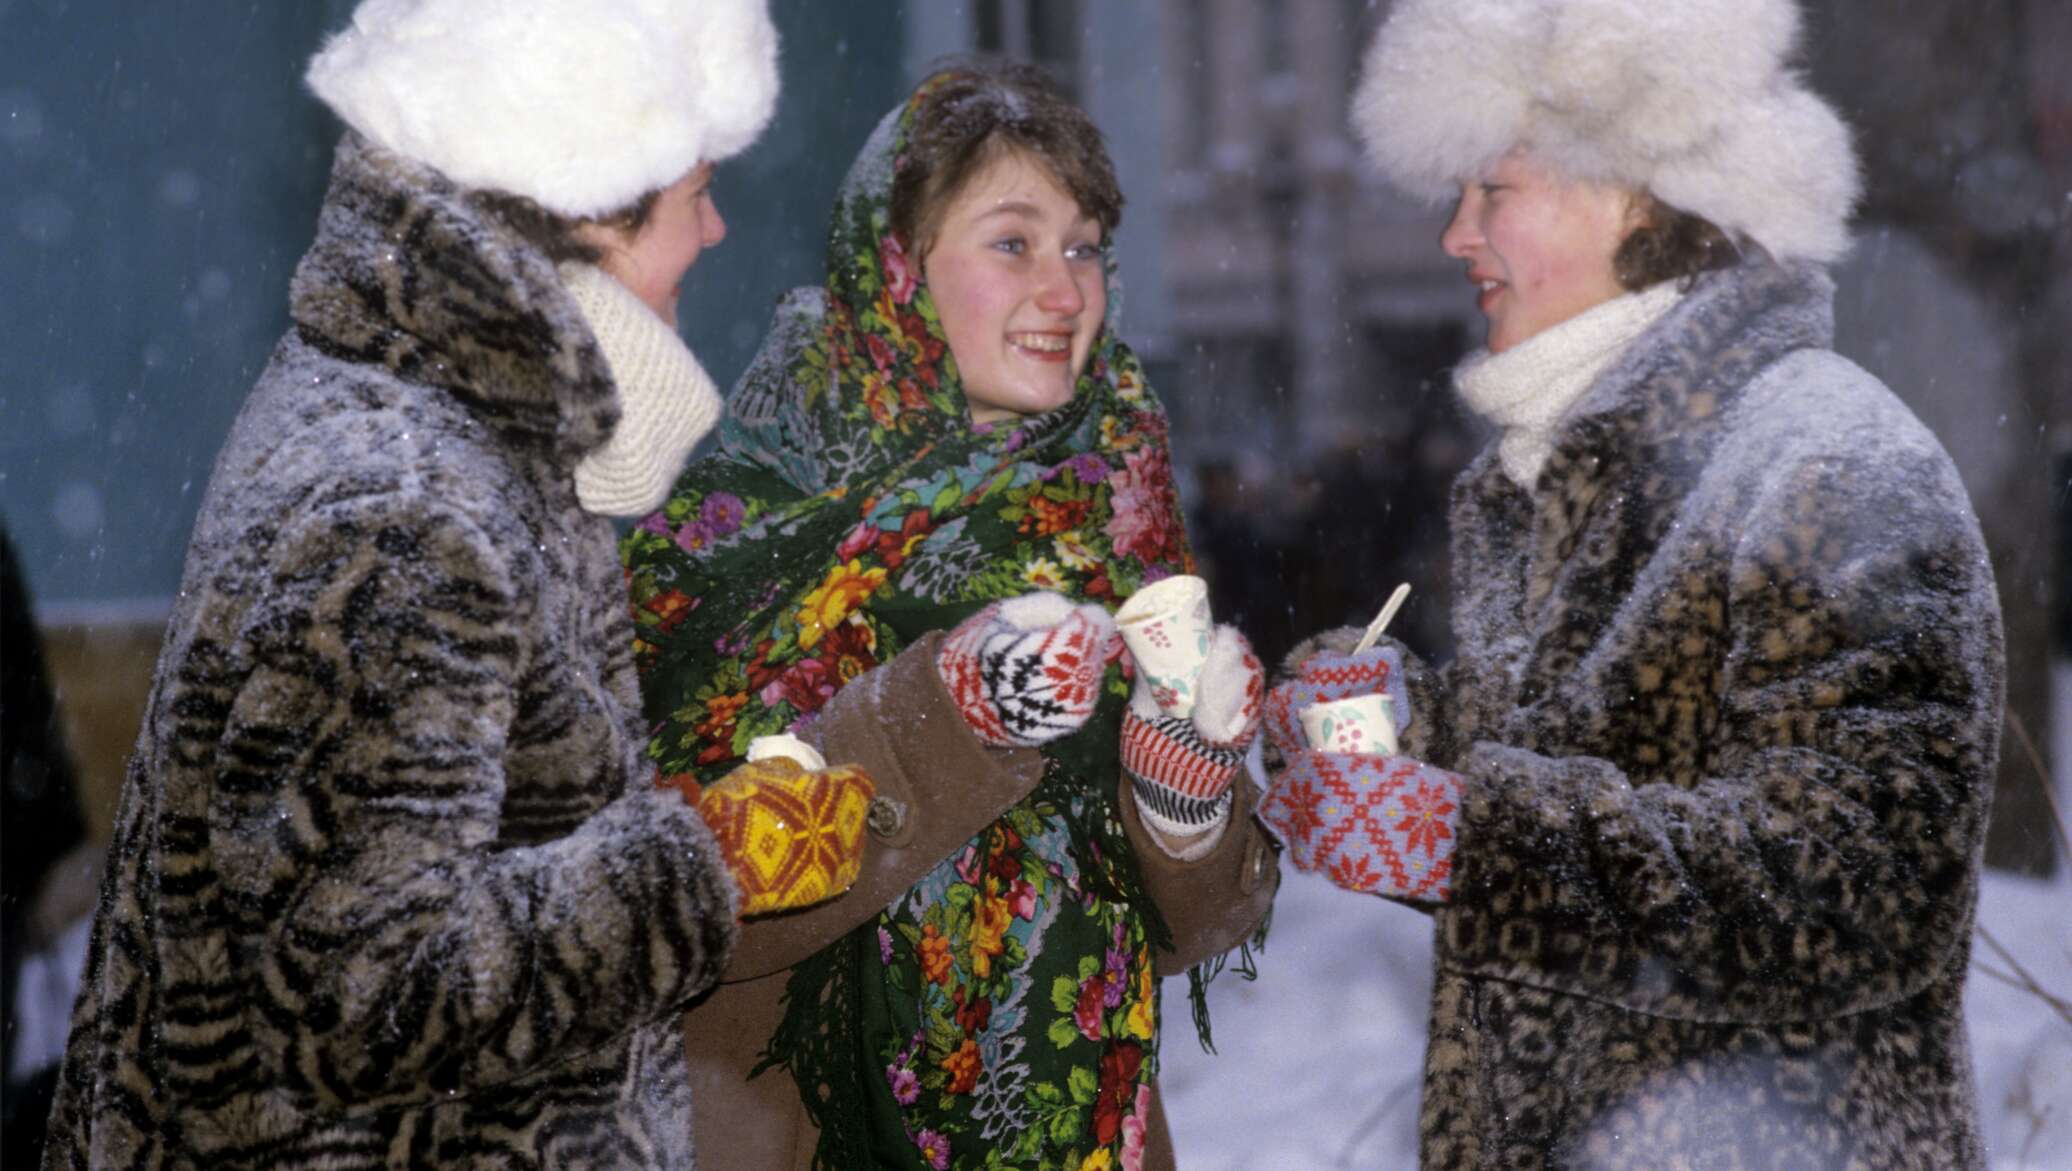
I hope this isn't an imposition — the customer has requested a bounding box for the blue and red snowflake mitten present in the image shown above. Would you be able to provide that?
[936,592,1119,748]
[1256,750,1459,901]
[1119,624,1263,843]
[1256,643,1460,902]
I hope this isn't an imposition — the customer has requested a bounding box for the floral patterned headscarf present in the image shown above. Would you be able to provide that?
[623,74,1192,780]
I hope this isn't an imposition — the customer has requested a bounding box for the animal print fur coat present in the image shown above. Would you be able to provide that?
[42,134,740,1170]
[1352,256,2003,1169]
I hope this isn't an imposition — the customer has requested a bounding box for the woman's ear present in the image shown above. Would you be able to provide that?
[1621,190,1655,237]
[572,218,628,262]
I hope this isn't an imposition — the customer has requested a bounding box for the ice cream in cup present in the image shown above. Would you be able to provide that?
[1300,693,1399,757]
[1116,573,1213,717]
[746,732,828,771]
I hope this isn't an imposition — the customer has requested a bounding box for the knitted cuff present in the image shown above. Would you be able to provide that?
[1121,709,1242,836]
[1264,645,1412,759]
[1257,751,1458,903]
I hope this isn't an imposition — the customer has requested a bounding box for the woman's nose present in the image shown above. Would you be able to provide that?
[702,197,727,247]
[1034,254,1086,316]
[1440,192,1479,259]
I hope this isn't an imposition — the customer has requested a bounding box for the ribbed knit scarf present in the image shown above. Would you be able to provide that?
[562,262,723,517]
[1455,281,1682,488]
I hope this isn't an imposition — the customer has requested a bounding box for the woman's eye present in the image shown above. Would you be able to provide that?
[992,237,1027,256]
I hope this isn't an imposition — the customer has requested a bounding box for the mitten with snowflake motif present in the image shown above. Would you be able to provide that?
[1257,643,1458,902]
[1256,749,1459,902]
[935,592,1119,748]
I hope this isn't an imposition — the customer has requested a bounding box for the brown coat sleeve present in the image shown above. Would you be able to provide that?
[1122,765,1281,977]
[715,629,1047,981]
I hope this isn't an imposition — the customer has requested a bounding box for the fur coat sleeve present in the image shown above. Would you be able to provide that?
[204,489,739,1109]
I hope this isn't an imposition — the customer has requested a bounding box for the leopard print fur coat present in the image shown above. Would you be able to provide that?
[1384,256,2004,1170]
[42,134,739,1170]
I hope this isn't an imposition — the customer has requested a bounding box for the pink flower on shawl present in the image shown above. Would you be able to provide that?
[1006,877,1038,921]
[953,844,983,885]
[881,235,920,304]
[1121,1082,1152,1170]
[1105,441,1183,567]
[837,519,878,563]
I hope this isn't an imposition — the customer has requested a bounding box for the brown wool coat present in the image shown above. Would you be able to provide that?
[1306,258,2003,1171]
[42,135,738,1171]
[682,631,1280,1171]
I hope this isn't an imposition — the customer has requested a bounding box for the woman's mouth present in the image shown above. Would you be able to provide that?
[1473,277,1505,314]
[1008,331,1072,362]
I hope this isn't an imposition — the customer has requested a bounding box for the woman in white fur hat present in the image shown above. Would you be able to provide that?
[1255,1,2005,1167]
[37,3,894,1169]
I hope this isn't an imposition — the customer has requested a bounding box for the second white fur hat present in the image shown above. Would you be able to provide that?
[307,0,779,218]
[1351,0,1859,263]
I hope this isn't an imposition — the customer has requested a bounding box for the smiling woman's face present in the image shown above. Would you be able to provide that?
[1440,153,1638,353]
[922,148,1107,426]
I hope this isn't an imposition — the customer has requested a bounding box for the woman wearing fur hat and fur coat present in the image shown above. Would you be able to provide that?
[623,65,1278,1171]
[1256,1,2004,1168]
[37,3,882,1169]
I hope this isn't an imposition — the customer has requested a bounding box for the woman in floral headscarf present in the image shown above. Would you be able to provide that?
[624,65,1278,1171]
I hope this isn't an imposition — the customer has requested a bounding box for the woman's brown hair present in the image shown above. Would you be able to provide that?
[1615,194,1742,291]
[889,61,1124,256]
[470,188,662,266]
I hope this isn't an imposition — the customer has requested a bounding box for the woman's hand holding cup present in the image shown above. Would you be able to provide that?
[1114,575,1263,842]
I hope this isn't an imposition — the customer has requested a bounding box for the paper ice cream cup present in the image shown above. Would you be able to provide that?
[1116,574,1212,717]
[1300,694,1398,757]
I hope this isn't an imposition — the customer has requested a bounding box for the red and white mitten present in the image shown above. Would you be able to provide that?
[936,592,1118,747]
[1120,625,1263,841]
[1256,750,1460,903]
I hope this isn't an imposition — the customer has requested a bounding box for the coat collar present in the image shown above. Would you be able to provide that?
[288,133,618,461]
[1449,256,1838,705]
[1536,257,1834,498]
[1460,256,1836,556]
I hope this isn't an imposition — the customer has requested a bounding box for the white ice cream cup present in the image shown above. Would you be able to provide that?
[1300,693,1399,757]
[1116,574,1213,717]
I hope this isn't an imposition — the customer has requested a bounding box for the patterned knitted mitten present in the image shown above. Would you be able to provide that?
[936,592,1119,748]
[673,757,877,917]
[1256,751,1459,903]
[1121,625,1263,836]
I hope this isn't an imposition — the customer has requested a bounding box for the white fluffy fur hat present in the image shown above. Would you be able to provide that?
[307,0,779,218]
[1352,0,1860,263]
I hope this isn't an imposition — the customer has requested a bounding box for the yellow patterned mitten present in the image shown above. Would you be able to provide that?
[690,757,875,917]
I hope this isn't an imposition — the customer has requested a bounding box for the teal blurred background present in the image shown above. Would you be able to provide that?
[1,1,907,607]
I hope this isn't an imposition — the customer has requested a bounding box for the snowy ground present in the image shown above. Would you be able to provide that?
[1162,863,2072,1169]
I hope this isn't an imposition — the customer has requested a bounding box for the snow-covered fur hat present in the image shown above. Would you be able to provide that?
[1352,0,1859,263]
[307,0,779,218]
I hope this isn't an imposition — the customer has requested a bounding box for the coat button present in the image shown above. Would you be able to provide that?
[868,795,908,840]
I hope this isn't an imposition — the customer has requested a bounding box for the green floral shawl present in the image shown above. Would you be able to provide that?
[623,78,1195,1170]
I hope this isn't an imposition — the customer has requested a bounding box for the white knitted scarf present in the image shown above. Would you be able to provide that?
[561,263,723,517]
[1454,281,1683,488]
